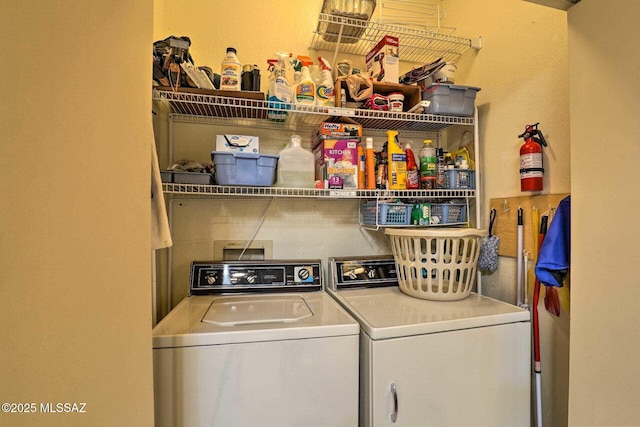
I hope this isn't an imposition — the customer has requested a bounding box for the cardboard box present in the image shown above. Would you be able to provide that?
[366,35,399,84]
[314,121,363,140]
[215,134,259,153]
[335,80,420,112]
[313,139,359,189]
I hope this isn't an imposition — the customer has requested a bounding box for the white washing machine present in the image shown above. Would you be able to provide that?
[327,256,531,427]
[153,260,360,427]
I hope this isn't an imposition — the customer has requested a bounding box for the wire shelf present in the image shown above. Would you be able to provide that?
[153,89,474,132]
[310,13,478,64]
[163,183,475,199]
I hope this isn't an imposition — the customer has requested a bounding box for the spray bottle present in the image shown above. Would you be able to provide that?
[316,57,335,107]
[267,52,292,122]
[292,56,316,105]
[405,141,419,190]
[387,130,406,190]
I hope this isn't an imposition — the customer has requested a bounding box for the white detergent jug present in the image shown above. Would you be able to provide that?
[277,135,315,188]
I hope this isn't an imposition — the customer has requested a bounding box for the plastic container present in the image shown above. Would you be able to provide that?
[361,202,412,225]
[292,66,316,105]
[365,137,376,189]
[316,57,335,107]
[386,130,406,190]
[277,135,315,188]
[419,139,436,190]
[385,228,488,301]
[211,151,278,186]
[444,169,476,189]
[405,142,419,190]
[429,203,467,225]
[421,84,481,116]
[388,92,405,112]
[172,171,214,185]
[220,47,241,91]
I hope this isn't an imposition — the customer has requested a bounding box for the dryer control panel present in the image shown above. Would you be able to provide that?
[329,256,398,290]
[189,260,322,295]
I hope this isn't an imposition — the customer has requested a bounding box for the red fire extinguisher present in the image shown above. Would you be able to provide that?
[518,123,547,191]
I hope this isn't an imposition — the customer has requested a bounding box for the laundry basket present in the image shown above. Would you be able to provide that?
[385,228,488,301]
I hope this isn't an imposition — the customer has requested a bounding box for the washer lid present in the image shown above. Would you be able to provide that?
[152,292,359,348]
[329,287,530,340]
[202,295,313,326]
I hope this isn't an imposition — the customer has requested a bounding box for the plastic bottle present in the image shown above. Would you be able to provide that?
[220,47,241,91]
[316,57,335,107]
[387,130,406,190]
[358,143,365,189]
[376,144,388,190]
[419,139,437,190]
[436,147,446,189]
[365,137,376,190]
[277,135,315,188]
[267,52,292,122]
[405,142,419,190]
[292,59,316,105]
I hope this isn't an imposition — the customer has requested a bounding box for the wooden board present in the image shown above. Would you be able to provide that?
[489,193,569,259]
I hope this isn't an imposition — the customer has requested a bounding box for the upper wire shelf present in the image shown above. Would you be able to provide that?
[310,13,480,64]
[163,183,475,199]
[153,88,474,132]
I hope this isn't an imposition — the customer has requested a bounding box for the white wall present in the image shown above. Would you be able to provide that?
[568,1,640,424]
[0,2,155,426]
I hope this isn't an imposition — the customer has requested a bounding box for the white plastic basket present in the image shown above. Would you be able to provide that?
[385,228,488,301]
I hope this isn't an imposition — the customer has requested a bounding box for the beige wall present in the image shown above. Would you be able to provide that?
[0,2,155,426]
[153,2,572,425]
[568,1,640,424]
[433,1,571,425]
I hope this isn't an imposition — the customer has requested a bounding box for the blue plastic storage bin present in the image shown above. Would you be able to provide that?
[444,169,475,189]
[421,84,480,116]
[361,202,412,225]
[430,203,467,225]
[211,151,278,186]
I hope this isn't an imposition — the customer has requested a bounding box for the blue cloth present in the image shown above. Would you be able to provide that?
[535,196,570,287]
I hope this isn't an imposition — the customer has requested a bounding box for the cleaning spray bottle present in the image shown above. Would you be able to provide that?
[386,130,406,190]
[316,57,335,107]
[277,134,315,188]
[292,56,316,105]
[405,141,419,190]
[267,52,292,122]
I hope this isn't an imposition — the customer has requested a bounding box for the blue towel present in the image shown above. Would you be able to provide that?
[535,196,570,287]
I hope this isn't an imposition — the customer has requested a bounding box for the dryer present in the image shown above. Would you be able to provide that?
[153,260,360,427]
[327,255,531,427]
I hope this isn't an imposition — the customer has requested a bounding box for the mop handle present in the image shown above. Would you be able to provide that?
[532,215,549,371]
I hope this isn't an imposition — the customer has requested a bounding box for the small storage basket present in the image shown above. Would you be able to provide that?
[385,228,488,301]
[430,203,467,225]
[444,169,475,189]
[361,202,411,225]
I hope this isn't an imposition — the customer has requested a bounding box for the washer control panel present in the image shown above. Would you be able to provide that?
[189,260,322,295]
[329,256,398,290]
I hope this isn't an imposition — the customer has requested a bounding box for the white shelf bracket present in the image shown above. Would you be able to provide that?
[471,36,483,50]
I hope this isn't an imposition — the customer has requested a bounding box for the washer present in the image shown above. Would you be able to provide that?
[327,256,531,427]
[153,260,360,427]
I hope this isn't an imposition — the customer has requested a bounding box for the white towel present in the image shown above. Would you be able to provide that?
[151,136,172,250]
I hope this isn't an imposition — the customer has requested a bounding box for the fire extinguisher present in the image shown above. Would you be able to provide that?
[518,123,548,191]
